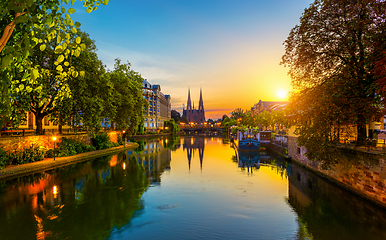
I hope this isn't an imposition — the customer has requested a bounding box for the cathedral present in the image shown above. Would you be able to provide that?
[183,89,205,124]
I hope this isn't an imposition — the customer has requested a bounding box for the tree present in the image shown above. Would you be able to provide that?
[230,108,245,120]
[58,30,110,136]
[8,19,89,134]
[1,0,108,62]
[180,115,188,124]
[171,109,181,123]
[105,59,147,135]
[256,111,272,130]
[281,0,386,146]
[0,0,108,127]
[164,118,180,134]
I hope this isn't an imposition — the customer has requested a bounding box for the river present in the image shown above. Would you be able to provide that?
[0,136,385,240]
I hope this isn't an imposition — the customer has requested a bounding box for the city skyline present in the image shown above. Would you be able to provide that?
[67,0,313,119]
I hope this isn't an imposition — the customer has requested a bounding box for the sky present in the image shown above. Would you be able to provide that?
[68,0,313,119]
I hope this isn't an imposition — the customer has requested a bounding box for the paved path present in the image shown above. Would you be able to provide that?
[0,143,138,181]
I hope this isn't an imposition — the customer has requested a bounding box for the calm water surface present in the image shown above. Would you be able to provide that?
[1,136,386,240]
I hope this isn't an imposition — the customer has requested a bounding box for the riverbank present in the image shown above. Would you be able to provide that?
[270,140,386,209]
[0,142,138,181]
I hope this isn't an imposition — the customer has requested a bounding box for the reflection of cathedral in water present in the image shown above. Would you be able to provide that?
[182,137,205,170]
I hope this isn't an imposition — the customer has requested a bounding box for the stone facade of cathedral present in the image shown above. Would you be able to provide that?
[183,89,205,124]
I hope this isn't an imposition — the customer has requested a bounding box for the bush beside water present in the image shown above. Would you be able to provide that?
[0,132,122,169]
[11,144,45,165]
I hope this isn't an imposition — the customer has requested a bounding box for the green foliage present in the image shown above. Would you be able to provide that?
[0,147,9,170]
[137,123,145,135]
[92,132,112,150]
[117,133,124,145]
[56,137,94,157]
[61,30,108,136]
[164,119,180,134]
[0,0,109,128]
[282,0,386,147]
[171,109,181,123]
[103,59,147,135]
[11,144,46,165]
[230,108,245,120]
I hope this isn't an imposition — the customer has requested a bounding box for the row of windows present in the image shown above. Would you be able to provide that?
[144,123,156,128]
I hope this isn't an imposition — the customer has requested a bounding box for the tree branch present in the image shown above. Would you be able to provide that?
[0,9,26,53]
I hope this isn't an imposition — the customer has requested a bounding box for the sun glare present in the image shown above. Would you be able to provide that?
[277,89,287,99]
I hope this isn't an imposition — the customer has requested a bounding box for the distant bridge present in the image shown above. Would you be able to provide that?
[181,127,224,135]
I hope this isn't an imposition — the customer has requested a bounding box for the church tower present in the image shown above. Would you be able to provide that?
[187,88,192,111]
[183,88,205,124]
[198,88,205,123]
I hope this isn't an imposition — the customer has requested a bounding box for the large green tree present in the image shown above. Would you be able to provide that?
[0,0,108,128]
[282,0,386,147]
[55,30,111,136]
[104,59,148,135]
[8,18,88,134]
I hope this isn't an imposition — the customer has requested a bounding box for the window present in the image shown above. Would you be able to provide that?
[144,123,148,127]
[297,147,301,155]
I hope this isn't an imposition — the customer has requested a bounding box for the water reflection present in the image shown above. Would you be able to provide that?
[0,136,386,240]
[182,136,205,170]
[288,163,386,240]
[127,138,172,185]
[0,154,150,240]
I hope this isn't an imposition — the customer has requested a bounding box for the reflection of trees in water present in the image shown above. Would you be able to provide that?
[130,136,181,153]
[183,136,205,170]
[0,153,149,240]
[127,138,172,185]
[288,163,386,240]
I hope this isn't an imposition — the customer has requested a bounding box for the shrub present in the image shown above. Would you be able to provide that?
[92,133,112,150]
[11,144,46,165]
[56,137,94,157]
[45,149,54,158]
[117,134,124,145]
[0,147,9,170]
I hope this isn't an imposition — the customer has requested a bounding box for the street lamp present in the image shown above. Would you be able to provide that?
[52,136,57,161]
[122,130,126,146]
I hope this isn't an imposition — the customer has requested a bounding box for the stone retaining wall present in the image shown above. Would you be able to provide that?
[288,136,386,208]
[0,132,120,152]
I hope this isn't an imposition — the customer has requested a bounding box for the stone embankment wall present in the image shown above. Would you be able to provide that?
[288,136,386,208]
[0,132,120,152]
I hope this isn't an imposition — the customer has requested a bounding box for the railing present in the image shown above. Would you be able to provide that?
[0,129,35,137]
[338,138,386,152]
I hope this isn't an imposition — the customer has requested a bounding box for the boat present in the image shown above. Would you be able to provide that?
[237,138,260,151]
[233,129,260,151]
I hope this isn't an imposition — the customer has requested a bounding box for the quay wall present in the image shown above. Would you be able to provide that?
[0,132,120,152]
[287,136,386,208]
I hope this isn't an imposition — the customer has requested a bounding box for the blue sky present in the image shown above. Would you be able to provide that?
[68,0,313,119]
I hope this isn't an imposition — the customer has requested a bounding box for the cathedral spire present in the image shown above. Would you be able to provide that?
[187,88,192,111]
[199,88,204,111]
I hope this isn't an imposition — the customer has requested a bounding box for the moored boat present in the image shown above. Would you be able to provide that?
[233,128,261,151]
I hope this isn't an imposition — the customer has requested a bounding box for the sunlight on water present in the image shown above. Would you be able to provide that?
[0,136,386,240]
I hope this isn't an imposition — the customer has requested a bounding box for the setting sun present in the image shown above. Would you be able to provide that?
[277,89,287,99]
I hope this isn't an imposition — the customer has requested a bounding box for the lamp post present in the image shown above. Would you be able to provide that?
[122,130,126,146]
[52,136,57,161]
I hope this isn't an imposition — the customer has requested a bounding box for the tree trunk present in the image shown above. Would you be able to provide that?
[357,122,367,146]
[58,115,63,134]
[35,113,44,135]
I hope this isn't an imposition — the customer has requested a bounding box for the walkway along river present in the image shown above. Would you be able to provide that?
[0,136,386,239]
